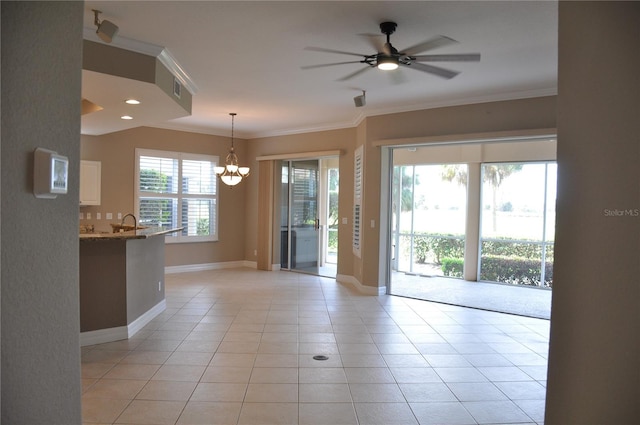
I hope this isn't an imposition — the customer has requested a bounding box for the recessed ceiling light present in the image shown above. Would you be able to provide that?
[125,99,140,105]
[121,115,133,120]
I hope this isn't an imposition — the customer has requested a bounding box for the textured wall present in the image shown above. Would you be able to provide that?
[545,2,640,423]
[1,2,83,423]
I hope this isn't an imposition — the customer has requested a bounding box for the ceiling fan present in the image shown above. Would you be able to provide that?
[302,21,480,81]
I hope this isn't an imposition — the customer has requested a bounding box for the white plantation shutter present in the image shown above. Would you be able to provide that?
[181,159,217,238]
[136,149,219,242]
[138,156,179,230]
[353,145,363,257]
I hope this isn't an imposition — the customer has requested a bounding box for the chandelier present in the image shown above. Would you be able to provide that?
[214,113,250,186]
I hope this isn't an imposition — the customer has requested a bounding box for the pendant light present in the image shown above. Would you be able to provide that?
[214,113,250,186]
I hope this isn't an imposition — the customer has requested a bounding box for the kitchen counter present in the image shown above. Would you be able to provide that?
[79,226,183,241]
[79,227,182,346]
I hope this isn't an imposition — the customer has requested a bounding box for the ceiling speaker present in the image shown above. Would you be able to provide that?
[354,91,366,107]
[96,19,119,43]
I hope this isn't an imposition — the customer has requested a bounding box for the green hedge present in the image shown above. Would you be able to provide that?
[328,229,338,250]
[442,256,553,287]
[441,257,464,278]
[480,255,553,287]
[405,234,554,265]
[399,233,554,287]
[481,240,554,262]
[409,234,465,265]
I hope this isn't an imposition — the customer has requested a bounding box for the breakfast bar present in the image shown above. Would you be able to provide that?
[79,227,182,346]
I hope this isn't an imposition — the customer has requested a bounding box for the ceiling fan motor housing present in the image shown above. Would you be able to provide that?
[379,21,397,36]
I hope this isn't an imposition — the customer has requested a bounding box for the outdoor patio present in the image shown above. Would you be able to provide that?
[390,273,552,320]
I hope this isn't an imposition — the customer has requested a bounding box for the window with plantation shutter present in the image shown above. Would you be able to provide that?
[353,145,363,258]
[136,149,219,243]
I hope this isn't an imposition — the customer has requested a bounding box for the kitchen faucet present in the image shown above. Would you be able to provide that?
[121,213,137,234]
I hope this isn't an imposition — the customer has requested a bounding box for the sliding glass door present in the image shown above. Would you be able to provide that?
[279,159,338,277]
[280,160,320,273]
[386,141,556,318]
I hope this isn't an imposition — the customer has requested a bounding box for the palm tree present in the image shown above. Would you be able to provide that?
[441,164,522,231]
[393,166,419,213]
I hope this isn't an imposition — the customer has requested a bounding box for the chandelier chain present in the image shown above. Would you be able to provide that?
[230,112,236,148]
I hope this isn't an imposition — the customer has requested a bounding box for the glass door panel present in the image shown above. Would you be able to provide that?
[280,158,337,277]
[280,160,320,274]
[391,164,467,277]
[479,162,556,287]
[280,162,291,269]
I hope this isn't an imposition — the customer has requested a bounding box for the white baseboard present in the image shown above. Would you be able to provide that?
[165,260,256,274]
[336,274,386,296]
[128,299,166,337]
[80,299,166,347]
[80,326,128,347]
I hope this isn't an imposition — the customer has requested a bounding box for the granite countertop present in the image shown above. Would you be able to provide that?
[79,227,184,241]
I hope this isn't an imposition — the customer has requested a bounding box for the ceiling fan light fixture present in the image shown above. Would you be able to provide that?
[377,56,399,71]
[303,21,479,81]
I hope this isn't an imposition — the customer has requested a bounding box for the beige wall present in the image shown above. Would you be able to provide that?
[367,96,557,142]
[545,2,639,423]
[81,127,247,267]
[246,128,357,276]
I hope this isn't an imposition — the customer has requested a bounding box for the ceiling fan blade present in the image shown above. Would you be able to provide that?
[301,61,364,70]
[304,46,366,58]
[401,35,458,56]
[411,53,481,62]
[358,33,385,53]
[401,62,460,79]
[337,66,372,81]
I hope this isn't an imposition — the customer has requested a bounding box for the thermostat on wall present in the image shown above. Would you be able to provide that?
[34,148,69,199]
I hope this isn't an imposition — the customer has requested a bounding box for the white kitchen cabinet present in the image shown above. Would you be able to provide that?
[79,160,101,206]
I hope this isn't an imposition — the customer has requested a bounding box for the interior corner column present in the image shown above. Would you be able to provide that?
[463,162,481,281]
[256,160,275,270]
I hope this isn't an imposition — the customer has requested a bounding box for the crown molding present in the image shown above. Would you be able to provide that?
[148,88,557,140]
[157,49,198,95]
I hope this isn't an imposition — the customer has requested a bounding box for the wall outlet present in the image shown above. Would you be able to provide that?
[86,212,92,220]
[106,213,113,220]
[117,212,122,220]
[96,212,101,220]
[342,217,348,224]
[79,212,84,220]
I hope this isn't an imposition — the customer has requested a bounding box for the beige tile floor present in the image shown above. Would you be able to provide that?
[82,268,549,424]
